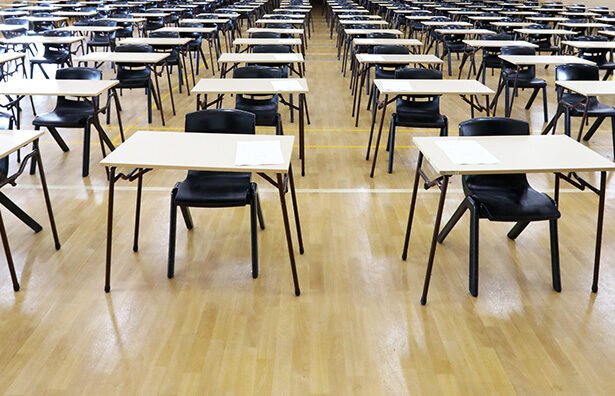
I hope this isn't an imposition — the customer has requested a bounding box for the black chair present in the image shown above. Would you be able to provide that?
[550,64,615,157]
[168,109,265,280]
[179,22,215,73]
[32,67,118,177]
[110,11,134,38]
[114,44,164,125]
[370,68,448,176]
[440,25,475,76]
[436,117,561,297]
[475,33,513,83]
[574,35,615,80]
[493,46,549,122]
[526,23,560,56]
[149,30,187,101]
[233,65,284,135]
[86,19,117,52]
[142,13,165,36]
[30,12,55,35]
[251,44,291,76]
[29,30,73,78]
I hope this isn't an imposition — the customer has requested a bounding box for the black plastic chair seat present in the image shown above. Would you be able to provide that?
[375,67,397,79]
[32,101,94,128]
[175,172,253,207]
[396,98,444,123]
[30,51,70,64]
[563,95,615,116]
[465,181,560,222]
[503,72,546,87]
[235,95,278,125]
[116,68,150,87]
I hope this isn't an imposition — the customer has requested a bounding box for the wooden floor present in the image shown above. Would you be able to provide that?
[2,4,615,394]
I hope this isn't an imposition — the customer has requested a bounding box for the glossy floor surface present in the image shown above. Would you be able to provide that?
[2,3,615,394]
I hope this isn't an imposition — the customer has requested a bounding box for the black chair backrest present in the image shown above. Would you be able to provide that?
[233,65,283,79]
[459,117,530,190]
[395,67,442,104]
[185,109,256,134]
[251,31,281,38]
[556,63,599,81]
[373,45,409,55]
[501,46,536,76]
[55,67,101,107]
[252,45,291,54]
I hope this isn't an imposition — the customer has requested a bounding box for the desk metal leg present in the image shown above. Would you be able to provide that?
[133,174,143,252]
[370,94,389,178]
[0,208,18,291]
[34,139,60,250]
[0,192,42,233]
[288,165,304,254]
[402,152,423,260]
[592,171,607,293]
[420,175,449,305]
[299,93,306,176]
[276,172,301,296]
[105,167,116,293]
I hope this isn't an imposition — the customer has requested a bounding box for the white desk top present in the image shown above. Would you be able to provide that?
[562,40,615,49]
[218,52,304,63]
[352,38,422,46]
[117,37,192,46]
[514,28,577,35]
[1,35,84,44]
[463,40,538,48]
[191,78,309,94]
[414,135,615,175]
[558,22,610,28]
[52,10,97,16]
[356,54,442,64]
[23,16,66,22]
[247,27,304,35]
[131,12,170,17]
[499,55,596,66]
[343,28,402,36]
[0,51,25,63]
[468,16,505,21]
[155,26,216,33]
[526,16,569,22]
[435,28,495,35]
[59,26,122,32]
[75,52,169,64]
[255,18,306,25]
[0,79,118,96]
[0,130,44,159]
[374,79,494,95]
[556,80,615,96]
[337,19,388,25]
[100,131,295,173]
[104,17,147,23]
[598,30,615,38]
[233,38,302,46]
[179,18,230,24]
[490,22,533,28]
[422,21,472,27]
[0,24,27,32]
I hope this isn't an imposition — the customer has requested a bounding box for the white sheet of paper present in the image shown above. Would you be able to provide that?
[380,80,413,92]
[271,80,303,91]
[235,140,284,166]
[435,140,499,165]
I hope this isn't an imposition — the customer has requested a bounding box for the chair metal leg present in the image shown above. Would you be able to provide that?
[256,191,265,230]
[437,200,468,244]
[82,123,91,177]
[550,218,562,292]
[168,187,178,279]
[179,206,193,230]
[525,87,539,110]
[468,201,479,297]
[46,126,70,152]
[507,221,530,240]
[582,116,606,142]
[250,193,258,279]
[387,115,396,174]
[542,86,548,123]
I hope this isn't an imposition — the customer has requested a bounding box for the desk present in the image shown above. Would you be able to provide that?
[233,37,304,55]
[402,135,615,304]
[100,131,304,295]
[344,38,422,75]
[352,54,443,125]
[58,25,121,33]
[75,51,172,124]
[192,78,309,175]
[217,52,305,78]
[0,79,120,176]
[368,79,494,177]
[0,129,60,291]
[339,28,403,60]
[544,80,615,150]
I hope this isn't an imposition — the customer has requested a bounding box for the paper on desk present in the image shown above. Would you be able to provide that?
[235,140,284,166]
[435,140,499,165]
[271,80,303,91]
[379,80,412,91]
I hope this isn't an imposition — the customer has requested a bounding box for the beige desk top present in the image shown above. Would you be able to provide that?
[0,10,27,16]
[0,79,118,96]
[198,12,240,18]
[59,25,121,32]
[0,24,27,32]
[356,54,442,64]
[218,52,304,63]
[191,78,309,94]
[0,130,44,159]
[75,52,169,64]
[156,26,216,33]
[414,135,615,176]
[337,19,388,25]
[404,15,435,21]
[490,22,533,28]
[338,14,382,19]
[558,22,610,28]
[499,55,595,66]
[562,40,615,49]
[343,28,402,36]
[352,38,422,46]
[263,13,304,18]
[435,28,495,35]
[100,131,295,173]
[179,18,230,24]
[374,78,494,95]
[468,16,505,21]
[560,11,600,17]
[117,37,192,46]
[52,11,97,16]
[247,27,304,35]
[514,28,577,35]
[527,16,569,22]
[104,17,147,23]
[556,80,615,96]
[255,18,306,25]
[1,35,84,44]
[0,51,25,63]
[422,21,472,27]
[131,12,170,17]
[23,16,67,22]
[463,40,538,48]
[233,38,302,46]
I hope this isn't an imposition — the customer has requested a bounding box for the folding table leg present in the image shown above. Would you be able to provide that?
[105,167,116,293]
[592,171,607,293]
[276,173,301,296]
